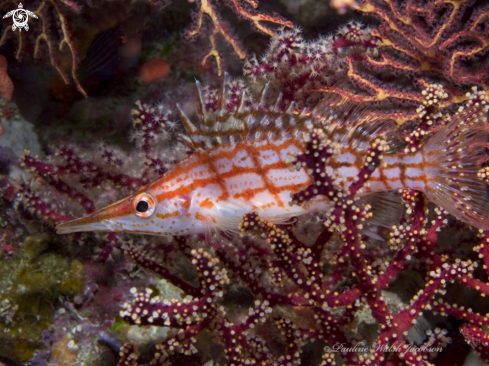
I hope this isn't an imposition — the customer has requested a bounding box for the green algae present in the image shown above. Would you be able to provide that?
[0,235,84,363]
[22,234,50,260]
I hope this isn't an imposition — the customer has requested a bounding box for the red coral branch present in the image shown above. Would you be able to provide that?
[0,0,87,97]
[461,324,489,363]
[185,0,291,75]
[356,0,489,95]
[246,0,489,124]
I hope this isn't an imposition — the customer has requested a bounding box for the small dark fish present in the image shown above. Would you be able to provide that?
[77,21,143,80]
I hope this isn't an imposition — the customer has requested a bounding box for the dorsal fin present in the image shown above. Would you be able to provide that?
[176,103,198,150]
[257,82,270,107]
[273,92,283,112]
[217,72,228,114]
[176,76,318,151]
[177,76,399,152]
[195,79,207,122]
[236,90,248,114]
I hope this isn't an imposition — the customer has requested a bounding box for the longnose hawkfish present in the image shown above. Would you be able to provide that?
[56,77,489,238]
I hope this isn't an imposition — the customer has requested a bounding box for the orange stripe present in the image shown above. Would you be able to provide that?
[154,139,306,203]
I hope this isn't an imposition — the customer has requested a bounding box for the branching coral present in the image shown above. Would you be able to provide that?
[0,0,290,98]
[0,0,87,97]
[184,0,292,76]
[334,0,489,121]
[244,23,382,110]
[245,0,489,124]
[357,0,489,89]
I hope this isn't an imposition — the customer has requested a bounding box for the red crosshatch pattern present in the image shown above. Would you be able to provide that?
[147,134,436,224]
[150,138,313,211]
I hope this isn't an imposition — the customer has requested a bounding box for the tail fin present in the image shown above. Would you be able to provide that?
[423,87,489,230]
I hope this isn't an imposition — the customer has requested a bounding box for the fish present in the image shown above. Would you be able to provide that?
[56,77,489,238]
[77,20,143,80]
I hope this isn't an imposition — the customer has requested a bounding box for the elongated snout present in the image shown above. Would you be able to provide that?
[56,197,132,234]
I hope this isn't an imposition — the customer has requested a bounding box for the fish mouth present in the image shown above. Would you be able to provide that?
[56,216,112,234]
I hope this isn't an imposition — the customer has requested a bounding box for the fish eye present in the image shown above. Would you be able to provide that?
[131,193,156,218]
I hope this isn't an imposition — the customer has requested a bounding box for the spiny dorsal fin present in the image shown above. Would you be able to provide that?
[273,93,283,112]
[217,72,229,114]
[181,77,319,151]
[176,103,199,151]
[257,82,270,107]
[195,80,207,122]
[236,90,248,114]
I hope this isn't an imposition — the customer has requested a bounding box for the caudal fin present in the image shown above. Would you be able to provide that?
[423,87,489,230]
